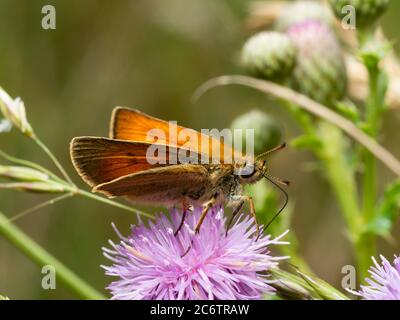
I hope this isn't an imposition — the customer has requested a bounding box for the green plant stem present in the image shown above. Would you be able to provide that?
[288,104,361,238]
[30,137,153,219]
[318,124,360,238]
[32,136,75,186]
[363,65,380,221]
[354,234,376,282]
[289,106,363,277]
[70,187,155,220]
[357,63,385,281]
[9,193,74,222]
[0,210,105,300]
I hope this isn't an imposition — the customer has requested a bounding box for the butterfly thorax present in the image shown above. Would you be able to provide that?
[204,161,265,207]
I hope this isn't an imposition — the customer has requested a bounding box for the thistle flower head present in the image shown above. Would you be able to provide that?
[287,20,347,107]
[102,206,288,300]
[276,0,335,31]
[355,255,400,300]
[241,31,297,81]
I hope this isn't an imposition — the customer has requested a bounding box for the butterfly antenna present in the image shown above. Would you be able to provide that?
[262,172,289,233]
[255,142,286,161]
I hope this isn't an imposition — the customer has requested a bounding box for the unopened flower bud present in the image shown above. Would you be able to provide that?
[0,165,50,182]
[241,31,296,81]
[296,270,349,300]
[231,109,282,156]
[0,119,12,133]
[0,181,66,193]
[276,0,335,31]
[330,0,390,29]
[0,87,33,137]
[287,20,347,107]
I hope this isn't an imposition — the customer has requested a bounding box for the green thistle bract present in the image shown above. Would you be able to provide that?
[231,110,282,156]
[287,20,347,107]
[329,0,390,29]
[241,31,297,81]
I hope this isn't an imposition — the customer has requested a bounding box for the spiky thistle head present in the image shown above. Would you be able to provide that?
[287,20,347,107]
[102,206,289,300]
[231,109,282,156]
[241,31,297,82]
[354,255,400,300]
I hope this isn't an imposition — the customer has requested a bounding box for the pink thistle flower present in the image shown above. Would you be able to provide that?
[102,206,288,300]
[356,255,400,300]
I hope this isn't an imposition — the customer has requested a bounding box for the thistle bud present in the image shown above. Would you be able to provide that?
[0,165,50,182]
[270,268,349,300]
[329,0,390,29]
[275,1,335,31]
[296,270,349,300]
[241,31,296,81]
[287,20,347,107]
[0,87,33,137]
[230,109,282,156]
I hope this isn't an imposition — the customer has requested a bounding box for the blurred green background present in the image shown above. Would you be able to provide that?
[0,0,399,299]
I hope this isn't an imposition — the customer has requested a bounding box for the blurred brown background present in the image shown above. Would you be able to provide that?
[0,0,399,299]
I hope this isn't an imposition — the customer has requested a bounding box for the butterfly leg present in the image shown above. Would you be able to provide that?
[194,195,217,234]
[231,195,260,239]
[225,200,245,237]
[174,199,190,236]
[182,196,217,257]
[246,195,261,240]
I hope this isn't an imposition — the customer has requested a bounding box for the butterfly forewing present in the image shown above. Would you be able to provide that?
[110,107,243,163]
[71,107,245,200]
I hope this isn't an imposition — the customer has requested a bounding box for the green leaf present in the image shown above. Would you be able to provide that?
[334,100,360,123]
[290,134,322,151]
[369,180,400,236]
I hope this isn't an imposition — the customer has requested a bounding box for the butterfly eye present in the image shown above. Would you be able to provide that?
[238,164,256,178]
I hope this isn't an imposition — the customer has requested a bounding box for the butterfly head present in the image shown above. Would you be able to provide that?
[237,159,266,184]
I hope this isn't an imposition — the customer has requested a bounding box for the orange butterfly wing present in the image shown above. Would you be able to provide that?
[93,164,210,199]
[110,107,242,163]
[70,137,199,188]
